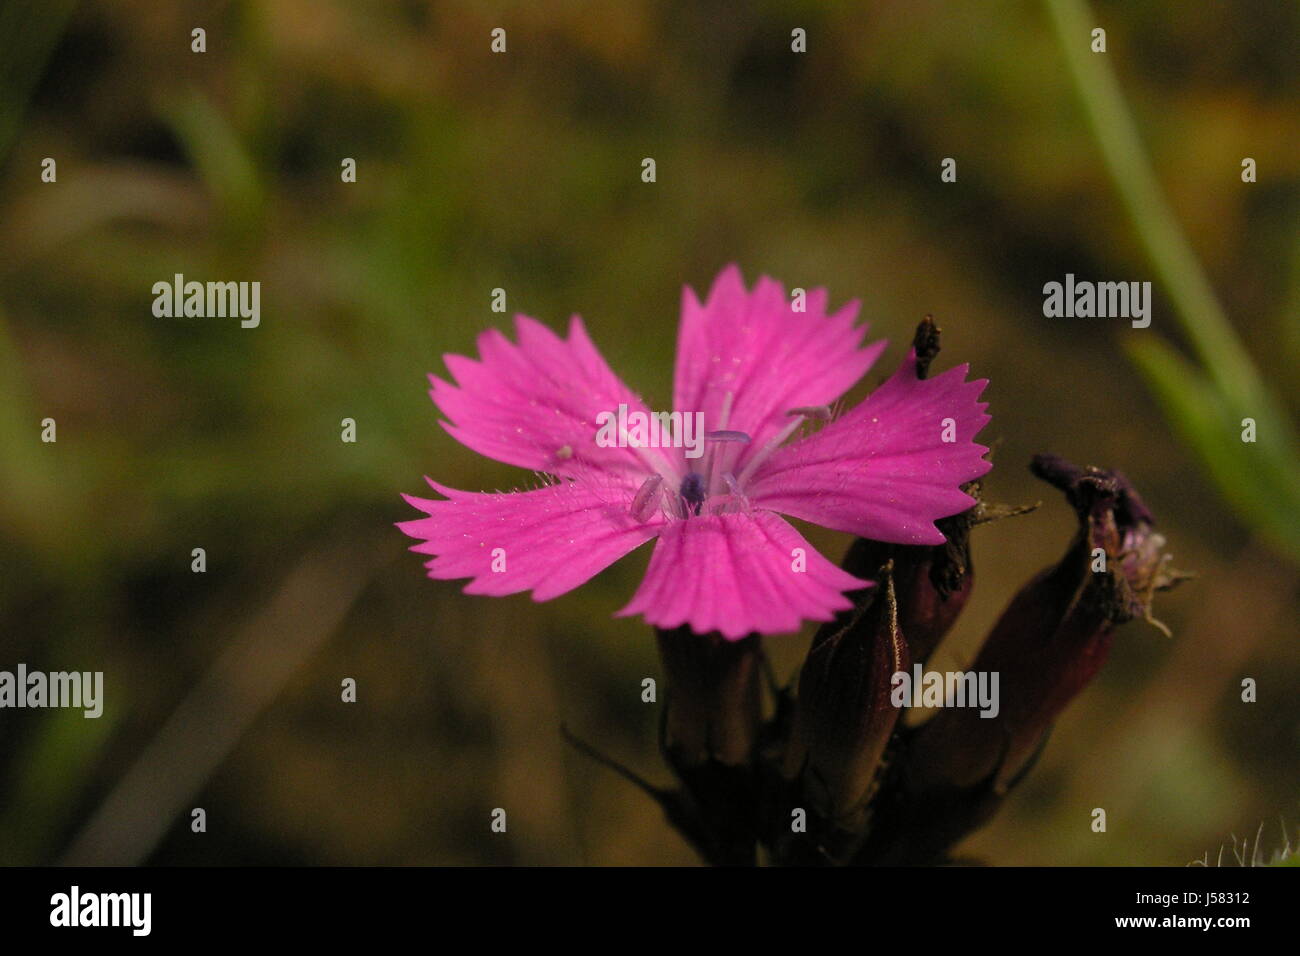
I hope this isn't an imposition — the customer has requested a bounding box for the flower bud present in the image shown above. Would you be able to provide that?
[779,565,909,862]
[840,498,975,667]
[858,455,1186,864]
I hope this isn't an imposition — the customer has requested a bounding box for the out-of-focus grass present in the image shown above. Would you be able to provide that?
[0,0,1297,866]
[1047,0,1300,565]
[0,0,76,162]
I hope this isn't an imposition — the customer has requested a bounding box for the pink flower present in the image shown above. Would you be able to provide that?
[399,265,991,639]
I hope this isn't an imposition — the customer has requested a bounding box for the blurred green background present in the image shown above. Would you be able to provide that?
[0,0,1297,866]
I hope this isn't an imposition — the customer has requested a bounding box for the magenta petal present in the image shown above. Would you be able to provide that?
[431,314,665,483]
[672,265,886,469]
[617,511,871,639]
[399,478,661,601]
[747,350,992,545]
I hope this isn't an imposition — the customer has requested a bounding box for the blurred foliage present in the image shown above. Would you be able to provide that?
[1047,0,1300,565]
[0,0,1297,865]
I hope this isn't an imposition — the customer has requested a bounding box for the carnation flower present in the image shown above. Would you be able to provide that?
[399,265,992,638]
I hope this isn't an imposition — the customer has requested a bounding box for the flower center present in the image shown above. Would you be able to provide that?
[680,472,707,515]
[626,403,832,522]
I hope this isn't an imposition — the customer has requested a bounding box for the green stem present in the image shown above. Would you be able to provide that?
[1043,0,1278,423]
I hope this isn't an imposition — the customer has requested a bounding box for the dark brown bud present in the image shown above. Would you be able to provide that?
[840,495,976,667]
[779,565,909,862]
[912,314,942,379]
[857,455,1187,864]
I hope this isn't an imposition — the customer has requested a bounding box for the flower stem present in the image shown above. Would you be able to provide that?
[1043,0,1286,428]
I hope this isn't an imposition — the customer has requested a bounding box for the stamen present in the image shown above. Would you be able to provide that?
[787,404,832,421]
[716,390,735,432]
[665,489,687,520]
[705,430,750,496]
[696,393,735,494]
[630,474,663,522]
[721,471,752,513]
[736,412,810,487]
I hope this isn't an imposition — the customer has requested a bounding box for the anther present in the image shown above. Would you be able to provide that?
[630,474,663,522]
